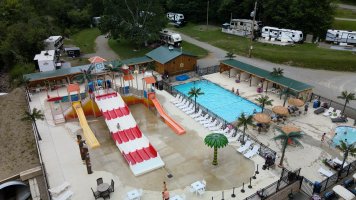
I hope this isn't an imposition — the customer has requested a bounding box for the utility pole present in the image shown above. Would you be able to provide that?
[206,0,209,30]
[248,1,257,58]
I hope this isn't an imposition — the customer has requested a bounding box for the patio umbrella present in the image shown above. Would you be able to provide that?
[288,98,304,107]
[88,56,107,63]
[253,113,271,124]
[272,106,289,116]
[281,124,301,134]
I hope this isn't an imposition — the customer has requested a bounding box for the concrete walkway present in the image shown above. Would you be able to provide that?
[335,17,356,21]
[338,3,356,11]
[176,31,356,107]
[83,35,119,60]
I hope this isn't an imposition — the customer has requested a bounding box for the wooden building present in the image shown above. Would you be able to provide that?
[145,46,197,75]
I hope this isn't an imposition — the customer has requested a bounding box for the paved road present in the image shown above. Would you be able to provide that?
[83,35,119,60]
[177,32,356,107]
[335,17,356,21]
[338,3,356,10]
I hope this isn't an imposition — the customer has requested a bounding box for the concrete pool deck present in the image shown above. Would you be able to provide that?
[27,72,355,199]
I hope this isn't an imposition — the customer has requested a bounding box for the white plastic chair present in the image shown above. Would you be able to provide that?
[237,141,252,153]
[323,107,334,116]
[244,145,260,158]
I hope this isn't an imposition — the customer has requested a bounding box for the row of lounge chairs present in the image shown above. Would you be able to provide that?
[171,94,226,132]
[314,107,347,123]
[236,140,260,159]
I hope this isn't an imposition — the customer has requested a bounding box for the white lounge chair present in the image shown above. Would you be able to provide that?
[204,119,218,127]
[323,107,334,116]
[332,157,348,167]
[178,101,190,109]
[171,94,181,103]
[318,167,333,177]
[196,114,209,121]
[209,123,223,131]
[175,99,186,106]
[237,141,252,153]
[182,104,194,112]
[186,108,196,115]
[244,145,260,158]
[190,109,202,118]
[201,117,213,125]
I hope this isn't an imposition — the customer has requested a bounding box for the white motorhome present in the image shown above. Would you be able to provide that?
[222,19,261,37]
[44,36,63,51]
[34,50,57,72]
[261,26,303,43]
[159,30,182,47]
[167,12,184,22]
[325,29,356,45]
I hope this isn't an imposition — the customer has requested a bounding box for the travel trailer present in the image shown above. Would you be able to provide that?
[34,50,58,72]
[44,36,64,51]
[167,12,184,22]
[221,19,262,37]
[261,26,303,43]
[325,29,356,45]
[159,30,182,47]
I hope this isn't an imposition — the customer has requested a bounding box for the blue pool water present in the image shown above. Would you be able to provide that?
[174,80,261,123]
[333,126,356,146]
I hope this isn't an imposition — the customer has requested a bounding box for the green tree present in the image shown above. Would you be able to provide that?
[235,113,254,144]
[270,67,284,77]
[338,140,356,177]
[337,91,356,114]
[101,0,167,47]
[273,128,303,167]
[255,95,273,112]
[21,108,45,140]
[188,87,205,113]
[204,133,228,165]
[225,52,236,60]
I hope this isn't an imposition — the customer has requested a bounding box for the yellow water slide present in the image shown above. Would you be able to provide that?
[72,101,100,148]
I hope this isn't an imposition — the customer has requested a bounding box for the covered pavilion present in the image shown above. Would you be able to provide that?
[219,59,313,99]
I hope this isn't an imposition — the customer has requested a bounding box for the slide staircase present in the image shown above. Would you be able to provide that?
[95,91,164,176]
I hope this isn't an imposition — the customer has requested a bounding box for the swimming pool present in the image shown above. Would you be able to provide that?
[173,80,261,123]
[333,126,356,146]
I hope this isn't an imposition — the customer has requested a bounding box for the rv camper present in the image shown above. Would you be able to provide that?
[167,12,184,22]
[325,29,356,45]
[159,30,182,47]
[44,36,64,51]
[261,26,303,43]
[221,19,262,37]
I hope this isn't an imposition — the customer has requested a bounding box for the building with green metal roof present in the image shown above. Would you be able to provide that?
[220,59,313,98]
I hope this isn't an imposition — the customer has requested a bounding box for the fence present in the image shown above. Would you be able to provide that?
[244,168,302,200]
[299,159,356,197]
[165,81,277,162]
[309,93,356,121]
[196,65,220,76]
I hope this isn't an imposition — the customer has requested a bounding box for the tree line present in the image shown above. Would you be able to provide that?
[0,0,103,78]
[1,0,334,78]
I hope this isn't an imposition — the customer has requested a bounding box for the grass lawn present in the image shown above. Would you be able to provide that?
[65,28,101,54]
[335,8,356,19]
[108,38,208,59]
[332,19,356,30]
[171,23,356,71]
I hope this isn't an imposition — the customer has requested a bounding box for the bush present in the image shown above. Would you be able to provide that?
[10,63,35,86]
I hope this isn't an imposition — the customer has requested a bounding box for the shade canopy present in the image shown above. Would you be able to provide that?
[253,113,271,124]
[143,76,156,84]
[123,74,134,81]
[281,125,301,134]
[88,56,107,63]
[288,98,304,107]
[272,106,289,116]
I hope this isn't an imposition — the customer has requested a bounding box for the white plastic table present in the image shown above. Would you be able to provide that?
[191,181,205,194]
[170,195,183,200]
[127,189,141,200]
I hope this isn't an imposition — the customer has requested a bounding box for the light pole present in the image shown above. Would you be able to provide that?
[206,0,209,30]
[248,1,257,58]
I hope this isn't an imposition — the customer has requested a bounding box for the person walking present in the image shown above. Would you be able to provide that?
[321,133,326,143]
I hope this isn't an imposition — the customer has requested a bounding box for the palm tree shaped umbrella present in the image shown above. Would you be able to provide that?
[73,65,95,93]
[270,67,284,77]
[225,52,236,60]
[273,126,303,167]
[188,87,204,113]
[233,113,254,144]
[338,140,356,178]
[255,95,274,112]
[21,108,45,140]
[105,62,123,90]
[204,133,229,165]
[337,91,356,114]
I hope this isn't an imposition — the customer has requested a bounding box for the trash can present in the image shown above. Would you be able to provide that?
[313,181,322,194]
[313,100,320,108]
